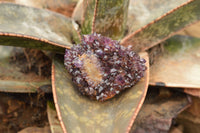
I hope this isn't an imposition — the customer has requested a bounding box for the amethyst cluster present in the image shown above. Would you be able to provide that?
[64,33,146,101]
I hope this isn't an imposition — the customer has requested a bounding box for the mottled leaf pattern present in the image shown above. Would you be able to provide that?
[128,0,189,32]
[0,3,80,52]
[121,0,200,52]
[0,0,199,132]
[72,0,83,25]
[150,35,200,88]
[81,0,129,40]
[52,52,149,133]
[15,0,79,17]
[47,101,64,133]
[15,0,78,8]
[0,36,65,53]
[178,21,200,38]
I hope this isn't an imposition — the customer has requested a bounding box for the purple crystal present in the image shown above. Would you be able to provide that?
[73,58,83,68]
[64,33,146,101]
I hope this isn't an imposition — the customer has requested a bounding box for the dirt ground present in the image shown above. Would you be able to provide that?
[0,92,51,133]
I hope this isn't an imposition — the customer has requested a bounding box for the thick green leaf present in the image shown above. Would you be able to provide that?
[0,46,50,92]
[178,21,200,38]
[72,0,83,22]
[47,101,63,133]
[15,0,78,8]
[1,0,78,17]
[0,3,80,52]
[81,0,129,40]
[150,35,200,88]
[121,0,200,52]
[127,0,189,32]
[52,52,149,133]
[15,0,79,17]
[0,80,50,93]
[18,126,51,133]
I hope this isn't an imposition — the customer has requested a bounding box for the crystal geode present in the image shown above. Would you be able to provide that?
[64,33,146,101]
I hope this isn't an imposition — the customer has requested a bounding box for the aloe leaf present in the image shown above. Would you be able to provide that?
[15,0,79,17]
[18,126,50,133]
[52,52,149,133]
[47,101,64,133]
[150,35,200,88]
[0,3,80,52]
[0,46,51,92]
[0,80,50,93]
[121,0,200,52]
[15,0,78,8]
[72,0,83,22]
[1,0,78,17]
[178,21,200,38]
[81,0,129,40]
[131,88,191,132]
[128,0,189,32]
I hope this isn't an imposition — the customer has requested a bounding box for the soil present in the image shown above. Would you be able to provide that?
[0,92,52,133]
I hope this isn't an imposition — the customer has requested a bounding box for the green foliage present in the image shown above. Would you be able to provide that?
[121,0,200,52]
[165,35,200,54]
[81,0,129,40]
[0,3,80,52]
[150,35,200,88]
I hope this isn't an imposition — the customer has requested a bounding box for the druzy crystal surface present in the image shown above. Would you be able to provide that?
[64,33,146,101]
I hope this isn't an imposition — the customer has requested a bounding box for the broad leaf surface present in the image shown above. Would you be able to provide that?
[47,101,63,133]
[0,46,51,92]
[0,3,80,52]
[0,0,78,17]
[81,0,129,40]
[52,52,149,133]
[178,21,200,38]
[121,0,200,52]
[18,127,50,133]
[128,0,189,32]
[72,0,83,22]
[150,35,200,88]
[15,0,78,9]
[14,0,79,17]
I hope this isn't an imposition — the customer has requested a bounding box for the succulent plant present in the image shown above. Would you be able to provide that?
[0,0,200,133]
[64,33,146,101]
